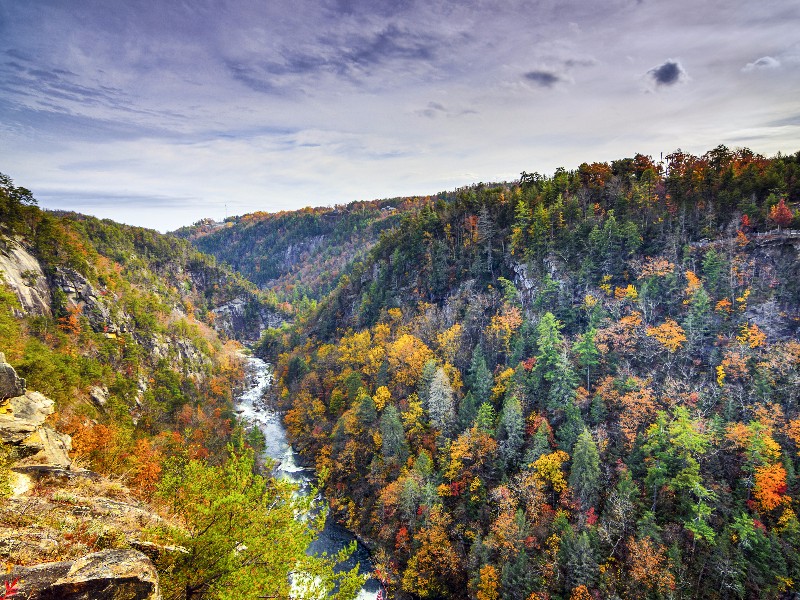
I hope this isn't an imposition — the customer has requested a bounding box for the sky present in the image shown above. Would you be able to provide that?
[1,0,798,232]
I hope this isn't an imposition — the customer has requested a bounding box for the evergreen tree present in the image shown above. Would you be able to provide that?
[556,401,585,451]
[477,204,495,275]
[569,428,601,509]
[563,530,598,590]
[418,359,439,407]
[498,395,524,470]
[524,421,551,464]
[573,327,599,392]
[501,549,535,600]
[458,391,478,432]
[380,405,408,462]
[469,346,493,406]
[535,312,566,384]
[510,198,531,258]
[157,449,363,599]
[428,366,456,437]
[356,391,377,428]
[684,285,712,352]
[475,402,496,434]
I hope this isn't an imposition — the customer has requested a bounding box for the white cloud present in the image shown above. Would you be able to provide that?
[743,56,781,71]
[1,0,799,231]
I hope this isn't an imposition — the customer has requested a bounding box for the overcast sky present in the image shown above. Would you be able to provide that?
[1,0,798,231]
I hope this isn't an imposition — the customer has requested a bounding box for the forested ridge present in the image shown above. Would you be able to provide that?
[5,144,800,599]
[261,146,800,599]
[174,197,415,307]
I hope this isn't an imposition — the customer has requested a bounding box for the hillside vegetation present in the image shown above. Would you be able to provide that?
[0,175,360,599]
[175,197,423,306]
[263,146,800,600]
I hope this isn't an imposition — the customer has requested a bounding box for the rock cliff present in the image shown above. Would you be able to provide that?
[0,237,51,316]
[0,355,164,600]
[9,549,160,600]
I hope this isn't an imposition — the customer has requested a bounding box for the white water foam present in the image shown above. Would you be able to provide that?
[234,354,379,600]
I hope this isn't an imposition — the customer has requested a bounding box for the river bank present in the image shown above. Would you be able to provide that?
[234,354,380,599]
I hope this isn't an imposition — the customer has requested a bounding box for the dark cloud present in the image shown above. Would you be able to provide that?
[416,101,447,118]
[225,60,284,95]
[328,0,413,18]
[226,24,439,94]
[523,70,564,88]
[646,60,687,87]
[415,101,477,119]
[766,113,800,127]
[563,57,598,68]
[343,24,435,69]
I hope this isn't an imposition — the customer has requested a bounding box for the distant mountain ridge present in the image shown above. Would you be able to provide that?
[174,197,427,304]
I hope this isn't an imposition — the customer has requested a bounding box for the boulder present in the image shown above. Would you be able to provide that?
[0,352,25,400]
[90,385,109,408]
[7,560,73,598]
[9,549,161,600]
[0,391,54,444]
[15,426,72,469]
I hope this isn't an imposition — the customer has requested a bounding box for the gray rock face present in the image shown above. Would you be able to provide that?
[15,426,72,469]
[90,385,109,408]
[0,352,25,400]
[0,237,52,315]
[0,391,54,444]
[9,549,161,600]
[211,296,285,342]
[0,376,73,472]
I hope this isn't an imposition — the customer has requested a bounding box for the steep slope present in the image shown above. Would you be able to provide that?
[0,174,362,599]
[266,147,800,599]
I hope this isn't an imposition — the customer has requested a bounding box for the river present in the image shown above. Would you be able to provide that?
[235,355,380,599]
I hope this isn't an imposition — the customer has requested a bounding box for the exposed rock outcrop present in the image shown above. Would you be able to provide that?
[0,237,51,315]
[0,357,73,477]
[14,425,72,469]
[51,267,131,335]
[211,296,285,342]
[0,351,25,400]
[9,549,161,600]
[0,390,55,444]
[90,385,109,408]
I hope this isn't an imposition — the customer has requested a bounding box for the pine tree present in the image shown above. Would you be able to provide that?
[524,421,551,464]
[418,359,438,407]
[564,531,598,590]
[157,449,363,599]
[573,328,599,392]
[477,204,495,275]
[500,549,535,600]
[381,405,408,462]
[683,285,712,351]
[475,402,496,434]
[569,428,601,509]
[498,395,524,470]
[547,350,579,412]
[469,346,493,406]
[356,391,377,428]
[458,391,478,432]
[556,401,585,451]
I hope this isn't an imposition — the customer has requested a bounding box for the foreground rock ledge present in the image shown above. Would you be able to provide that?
[9,549,161,600]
